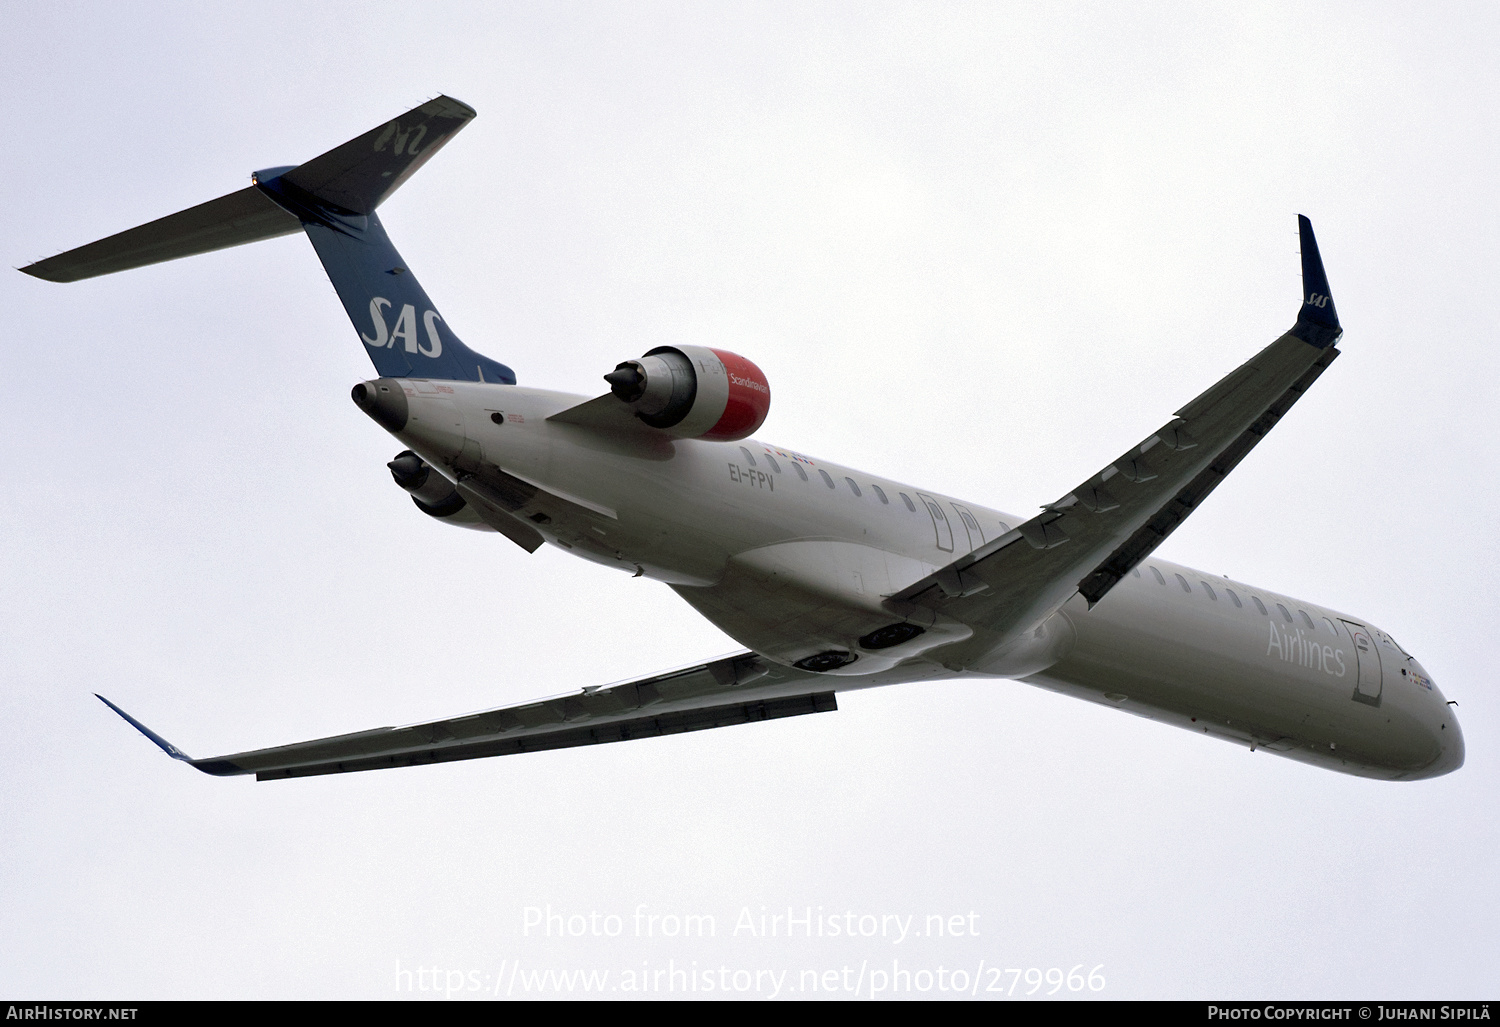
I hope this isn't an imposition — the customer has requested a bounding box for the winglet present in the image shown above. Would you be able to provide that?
[95,695,248,776]
[96,694,192,761]
[1291,215,1342,347]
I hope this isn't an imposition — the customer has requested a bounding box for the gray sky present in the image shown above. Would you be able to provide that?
[4,1,1498,1000]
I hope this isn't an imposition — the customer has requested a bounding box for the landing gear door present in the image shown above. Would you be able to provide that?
[1340,619,1383,706]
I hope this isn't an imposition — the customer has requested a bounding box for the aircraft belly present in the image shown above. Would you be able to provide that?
[671,540,965,674]
[1021,565,1443,778]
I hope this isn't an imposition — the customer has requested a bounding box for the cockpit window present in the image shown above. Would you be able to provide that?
[1377,630,1411,656]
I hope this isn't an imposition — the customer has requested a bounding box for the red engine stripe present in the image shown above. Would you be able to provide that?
[704,348,771,441]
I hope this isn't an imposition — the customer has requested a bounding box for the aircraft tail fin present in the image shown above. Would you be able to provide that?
[21,96,514,384]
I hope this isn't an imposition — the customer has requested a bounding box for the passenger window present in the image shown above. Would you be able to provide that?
[997,521,1010,532]
[1175,573,1191,593]
[844,477,862,497]
[738,446,756,467]
[1150,566,1166,586]
[900,493,916,512]
[1299,610,1316,631]
[1276,603,1293,623]
[763,453,782,473]
[1132,568,1141,578]
[792,463,808,482]
[1252,596,1268,615]
[1225,588,1243,609]
[960,509,980,531]
[872,484,889,504]
[1323,617,1339,636]
[1201,581,1217,600]
[819,469,836,489]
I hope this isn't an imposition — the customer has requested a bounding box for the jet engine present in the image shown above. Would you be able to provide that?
[603,345,770,441]
[387,450,495,532]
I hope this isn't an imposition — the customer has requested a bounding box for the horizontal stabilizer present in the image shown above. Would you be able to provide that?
[21,187,299,283]
[20,96,475,284]
[20,95,514,384]
[278,95,475,215]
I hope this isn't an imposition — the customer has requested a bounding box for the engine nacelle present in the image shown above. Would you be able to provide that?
[603,345,770,441]
[387,450,495,532]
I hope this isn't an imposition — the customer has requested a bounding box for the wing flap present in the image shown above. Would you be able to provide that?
[1075,346,1338,605]
[892,329,1337,642]
[252,692,836,781]
[890,218,1343,648]
[105,652,832,781]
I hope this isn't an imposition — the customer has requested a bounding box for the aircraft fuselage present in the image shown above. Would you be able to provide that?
[385,377,1462,782]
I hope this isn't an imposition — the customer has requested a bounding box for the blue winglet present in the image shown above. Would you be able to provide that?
[1291,215,1342,348]
[96,694,193,761]
[96,695,248,776]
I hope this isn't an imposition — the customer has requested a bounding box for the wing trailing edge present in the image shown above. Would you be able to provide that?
[98,653,836,781]
[890,216,1344,638]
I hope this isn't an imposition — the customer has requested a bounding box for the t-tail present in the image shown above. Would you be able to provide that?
[20,96,514,384]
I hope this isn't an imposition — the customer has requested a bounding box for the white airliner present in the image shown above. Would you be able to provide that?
[24,97,1462,782]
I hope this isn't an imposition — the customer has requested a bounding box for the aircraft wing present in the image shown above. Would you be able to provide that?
[890,216,1344,648]
[98,652,833,781]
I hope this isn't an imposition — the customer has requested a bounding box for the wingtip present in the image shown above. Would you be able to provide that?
[1291,214,1341,347]
[421,94,476,121]
[95,693,192,762]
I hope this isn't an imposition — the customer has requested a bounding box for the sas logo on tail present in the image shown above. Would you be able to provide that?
[361,297,443,358]
[1305,293,1331,309]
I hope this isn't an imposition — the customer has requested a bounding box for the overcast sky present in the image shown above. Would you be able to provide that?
[4,1,1498,1000]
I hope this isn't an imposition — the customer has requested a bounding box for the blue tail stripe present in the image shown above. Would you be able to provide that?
[256,173,515,384]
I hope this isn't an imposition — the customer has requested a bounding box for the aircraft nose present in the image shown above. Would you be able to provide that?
[351,378,409,432]
[1404,663,1464,780]
[1419,704,1465,778]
